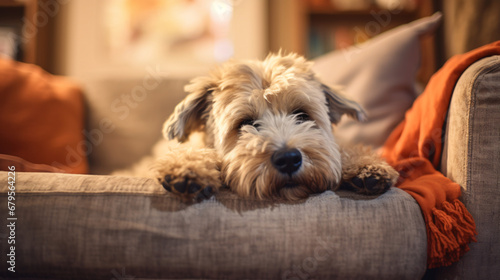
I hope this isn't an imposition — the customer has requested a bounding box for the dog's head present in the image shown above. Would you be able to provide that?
[163,53,365,200]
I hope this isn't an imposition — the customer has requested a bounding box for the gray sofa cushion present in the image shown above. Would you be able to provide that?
[82,76,191,175]
[436,55,500,279]
[0,171,427,279]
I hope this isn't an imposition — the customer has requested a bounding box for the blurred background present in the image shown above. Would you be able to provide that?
[1,0,500,174]
[1,0,499,83]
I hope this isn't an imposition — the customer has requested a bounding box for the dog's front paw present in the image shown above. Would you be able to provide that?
[159,175,216,202]
[341,165,399,195]
[154,148,221,202]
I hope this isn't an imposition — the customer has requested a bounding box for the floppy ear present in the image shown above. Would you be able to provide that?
[321,84,366,124]
[163,76,216,142]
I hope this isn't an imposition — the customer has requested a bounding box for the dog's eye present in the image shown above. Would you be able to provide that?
[238,119,260,130]
[292,109,311,123]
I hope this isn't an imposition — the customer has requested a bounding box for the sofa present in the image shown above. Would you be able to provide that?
[1,15,499,280]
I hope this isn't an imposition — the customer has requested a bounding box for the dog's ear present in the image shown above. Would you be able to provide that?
[163,77,216,142]
[321,84,366,124]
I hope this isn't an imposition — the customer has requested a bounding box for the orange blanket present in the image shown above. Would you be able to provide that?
[382,40,500,268]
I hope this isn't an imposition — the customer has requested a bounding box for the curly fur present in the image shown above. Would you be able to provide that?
[121,53,398,202]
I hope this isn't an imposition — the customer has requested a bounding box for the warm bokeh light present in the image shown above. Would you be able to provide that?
[105,0,235,64]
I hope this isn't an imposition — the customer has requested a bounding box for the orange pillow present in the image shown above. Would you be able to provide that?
[0,154,65,173]
[0,58,88,174]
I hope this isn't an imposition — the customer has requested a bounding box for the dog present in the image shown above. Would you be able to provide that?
[126,53,398,202]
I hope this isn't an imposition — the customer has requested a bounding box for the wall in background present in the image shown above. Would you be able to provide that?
[438,0,500,67]
[52,0,268,80]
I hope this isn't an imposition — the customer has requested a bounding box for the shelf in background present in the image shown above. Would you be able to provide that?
[268,0,436,84]
[0,0,52,72]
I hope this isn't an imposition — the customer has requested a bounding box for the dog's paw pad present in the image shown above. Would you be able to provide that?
[342,175,392,195]
[159,175,215,202]
[351,176,364,188]
[364,176,380,189]
[173,180,188,193]
[188,182,202,194]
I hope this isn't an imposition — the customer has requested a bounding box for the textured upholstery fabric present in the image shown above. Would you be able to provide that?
[0,172,427,279]
[83,76,190,174]
[433,55,500,279]
[313,13,441,148]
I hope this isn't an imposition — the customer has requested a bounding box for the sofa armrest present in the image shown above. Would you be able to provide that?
[438,55,500,278]
[0,171,427,279]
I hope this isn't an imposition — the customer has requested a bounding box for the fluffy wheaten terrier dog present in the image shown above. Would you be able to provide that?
[128,53,398,202]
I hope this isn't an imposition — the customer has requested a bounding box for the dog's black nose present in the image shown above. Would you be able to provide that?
[271,148,302,175]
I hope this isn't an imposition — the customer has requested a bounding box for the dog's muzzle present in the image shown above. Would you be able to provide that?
[271,148,302,175]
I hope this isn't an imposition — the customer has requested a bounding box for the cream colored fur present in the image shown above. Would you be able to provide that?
[122,53,398,202]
